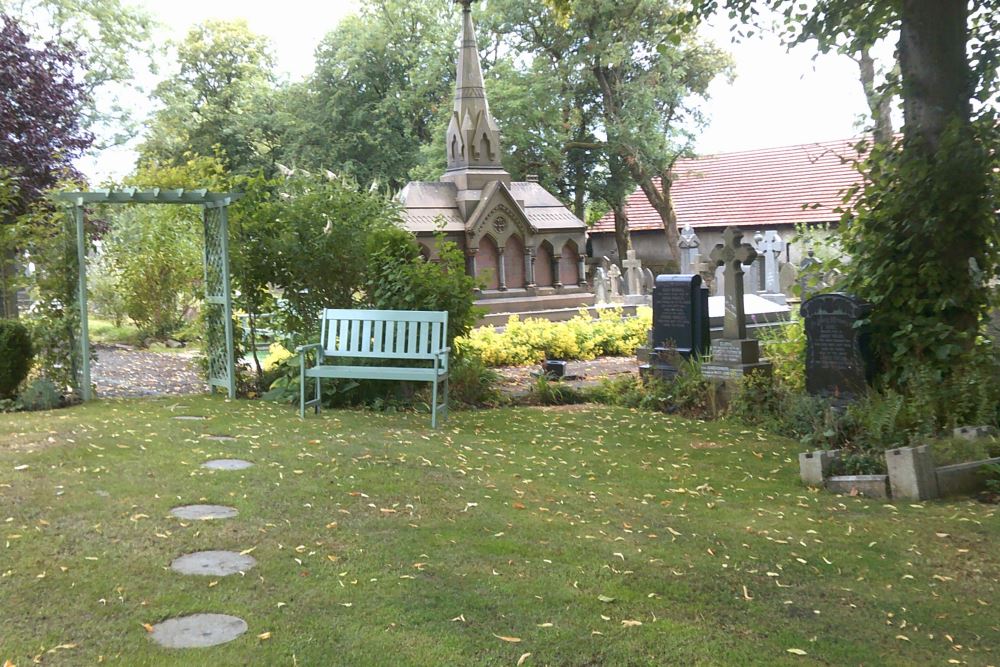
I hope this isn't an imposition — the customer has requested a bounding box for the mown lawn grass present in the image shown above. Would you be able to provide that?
[1,397,997,666]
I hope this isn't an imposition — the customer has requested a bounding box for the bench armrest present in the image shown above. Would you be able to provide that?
[296,342,324,367]
[436,346,450,372]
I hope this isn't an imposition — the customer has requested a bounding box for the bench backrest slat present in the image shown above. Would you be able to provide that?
[319,309,447,359]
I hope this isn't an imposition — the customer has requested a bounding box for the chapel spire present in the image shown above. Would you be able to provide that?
[445,0,503,173]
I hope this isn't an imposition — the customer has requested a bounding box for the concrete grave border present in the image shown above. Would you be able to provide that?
[799,446,1000,500]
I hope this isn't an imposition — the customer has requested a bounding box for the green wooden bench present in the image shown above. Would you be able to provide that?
[296,309,450,428]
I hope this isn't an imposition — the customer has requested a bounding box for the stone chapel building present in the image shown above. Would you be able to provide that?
[398,0,590,308]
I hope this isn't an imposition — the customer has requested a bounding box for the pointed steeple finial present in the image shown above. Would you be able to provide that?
[445,0,502,173]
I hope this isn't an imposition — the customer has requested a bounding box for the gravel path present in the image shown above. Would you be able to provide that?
[91,344,639,400]
[495,356,640,397]
[91,344,208,398]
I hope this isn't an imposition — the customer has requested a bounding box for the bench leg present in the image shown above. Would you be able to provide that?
[430,377,438,429]
[299,367,306,418]
[315,375,321,414]
[441,375,449,423]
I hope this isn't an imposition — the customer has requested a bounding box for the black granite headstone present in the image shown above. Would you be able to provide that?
[801,293,873,400]
[651,274,709,358]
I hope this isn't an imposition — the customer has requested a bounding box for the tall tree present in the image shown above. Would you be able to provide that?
[138,19,278,175]
[0,14,92,316]
[285,0,457,189]
[499,0,730,266]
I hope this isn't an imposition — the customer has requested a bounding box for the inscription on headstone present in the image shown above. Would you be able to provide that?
[801,293,873,400]
[651,274,709,358]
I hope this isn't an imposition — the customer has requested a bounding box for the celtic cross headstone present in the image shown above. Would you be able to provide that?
[709,227,758,340]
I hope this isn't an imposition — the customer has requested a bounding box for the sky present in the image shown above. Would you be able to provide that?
[78,0,883,181]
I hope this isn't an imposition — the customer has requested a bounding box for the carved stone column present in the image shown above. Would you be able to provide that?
[497,247,507,291]
[577,254,587,287]
[525,248,535,288]
[553,254,563,289]
[466,248,479,290]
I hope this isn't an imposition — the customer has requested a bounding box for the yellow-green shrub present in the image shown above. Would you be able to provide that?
[456,307,651,367]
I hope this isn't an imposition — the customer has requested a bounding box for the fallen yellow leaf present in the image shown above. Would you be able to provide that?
[257,631,272,640]
[142,623,154,633]
[517,653,531,666]
[493,634,521,643]
[786,648,807,655]
[621,619,643,627]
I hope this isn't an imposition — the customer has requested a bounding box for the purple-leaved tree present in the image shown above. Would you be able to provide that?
[0,14,92,316]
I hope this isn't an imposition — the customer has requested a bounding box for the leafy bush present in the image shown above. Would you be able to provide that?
[756,318,805,393]
[231,171,401,345]
[931,437,1000,466]
[448,349,501,407]
[87,250,128,328]
[979,463,1000,495]
[586,356,718,419]
[11,203,85,396]
[526,375,585,406]
[365,228,482,346]
[458,307,651,367]
[0,318,32,398]
[18,377,61,411]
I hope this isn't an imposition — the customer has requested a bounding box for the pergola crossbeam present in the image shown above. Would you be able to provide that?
[55,189,239,206]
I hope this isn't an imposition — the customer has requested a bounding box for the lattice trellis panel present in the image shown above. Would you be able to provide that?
[203,204,236,397]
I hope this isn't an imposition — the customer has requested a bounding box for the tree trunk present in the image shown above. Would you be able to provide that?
[857,47,895,144]
[627,164,681,266]
[899,0,970,151]
[612,203,630,265]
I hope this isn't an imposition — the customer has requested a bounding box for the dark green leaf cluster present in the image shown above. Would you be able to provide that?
[840,122,1000,380]
[0,317,32,398]
[363,228,483,346]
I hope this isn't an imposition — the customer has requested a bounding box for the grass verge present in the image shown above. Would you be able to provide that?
[1,398,997,665]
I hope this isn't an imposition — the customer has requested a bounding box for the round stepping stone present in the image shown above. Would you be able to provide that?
[173,415,208,421]
[203,434,236,441]
[171,550,257,576]
[169,504,238,520]
[201,459,254,471]
[149,613,247,648]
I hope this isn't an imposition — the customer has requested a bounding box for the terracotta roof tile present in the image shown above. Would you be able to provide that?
[591,138,866,233]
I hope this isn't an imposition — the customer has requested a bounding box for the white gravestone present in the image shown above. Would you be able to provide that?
[622,249,643,296]
[594,267,609,304]
[678,224,700,274]
[608,264,623,302]
[759,230,787,305]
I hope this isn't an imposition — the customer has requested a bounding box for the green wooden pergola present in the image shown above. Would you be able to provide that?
[56,188,241,400]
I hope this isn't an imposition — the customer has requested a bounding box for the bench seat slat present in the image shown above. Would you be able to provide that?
[305,365,445,382]
[361,320,372,353]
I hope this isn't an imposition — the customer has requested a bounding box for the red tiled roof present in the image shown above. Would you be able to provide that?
[591,138,867,234]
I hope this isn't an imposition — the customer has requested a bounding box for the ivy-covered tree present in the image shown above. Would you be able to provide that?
[0,14,92,317]
[693,0,1000,377]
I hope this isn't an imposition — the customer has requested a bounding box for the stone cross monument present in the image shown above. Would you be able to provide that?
[678,224,700,274]
[608,264,622,301]
[701,226,773,396]
[761,230,784,294]
[709,227,757,340]
[622,249,643,295]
